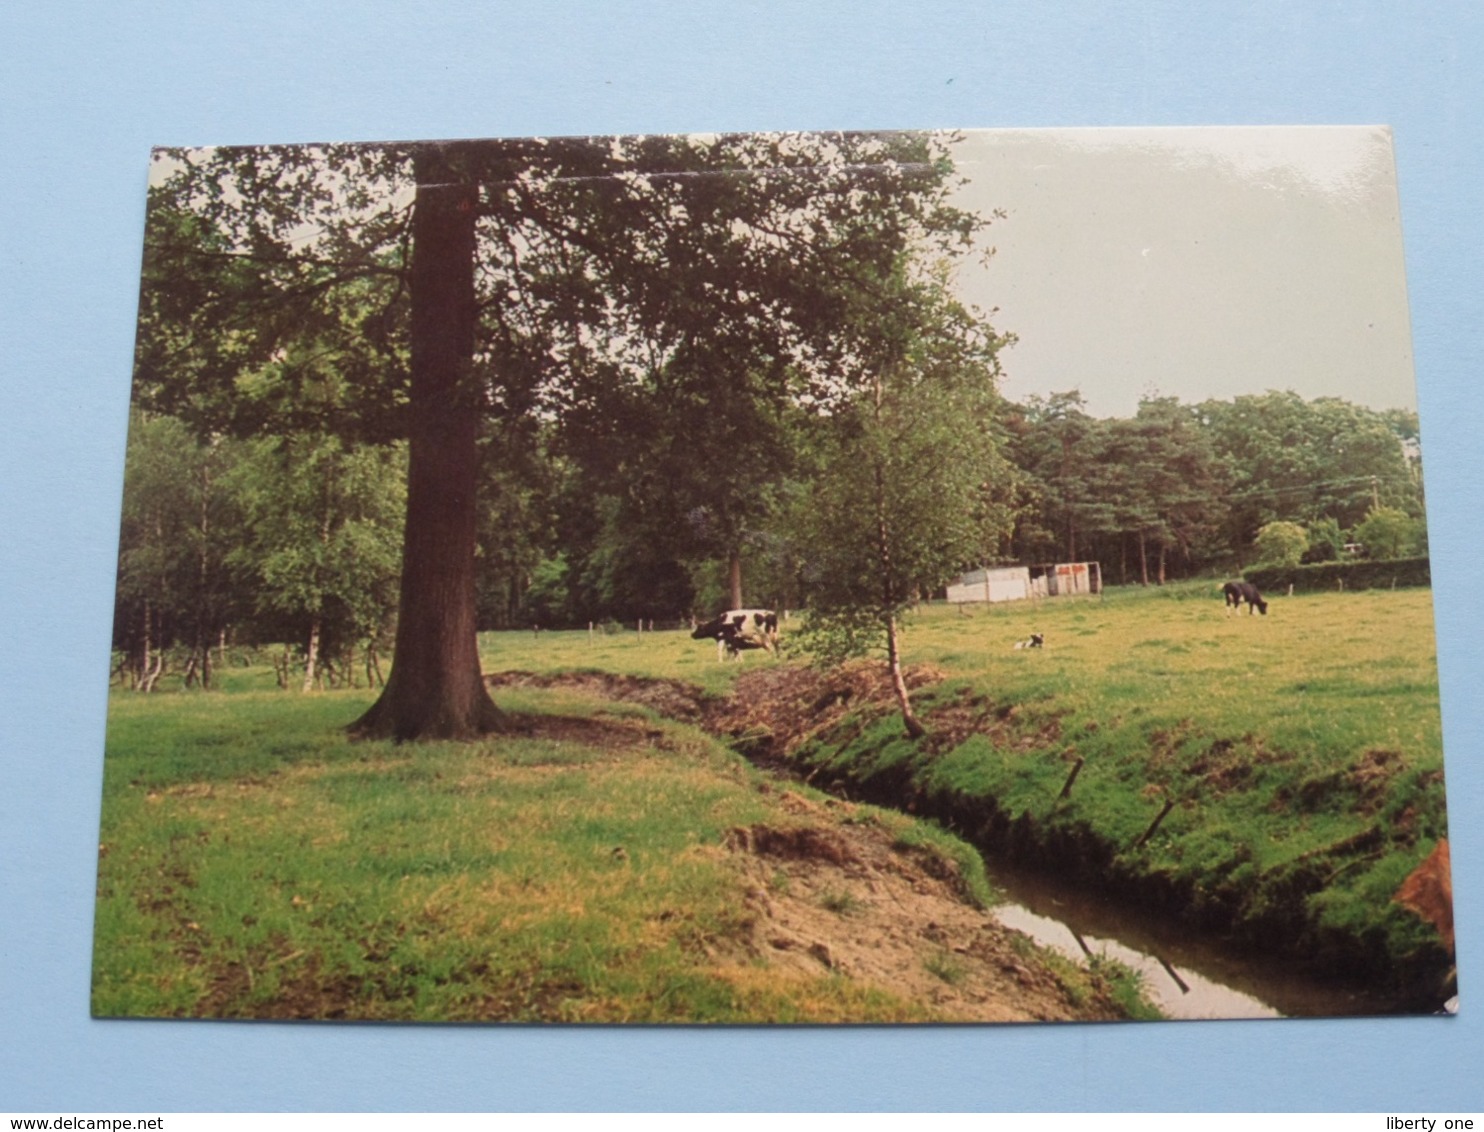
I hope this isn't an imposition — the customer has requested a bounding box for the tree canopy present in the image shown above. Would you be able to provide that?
[134,131,993,738]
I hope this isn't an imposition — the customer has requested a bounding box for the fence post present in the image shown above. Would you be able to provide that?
[1058,756,1086,800]
[1135,795,1177,848]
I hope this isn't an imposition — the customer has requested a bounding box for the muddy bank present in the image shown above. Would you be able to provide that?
[714,788,1140,1022]
[487,669,714,723]
[485,668,1143,1022]
[485,664,1454,1014]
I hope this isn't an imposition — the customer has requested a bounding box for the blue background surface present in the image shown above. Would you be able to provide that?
[2,1,1480,1111]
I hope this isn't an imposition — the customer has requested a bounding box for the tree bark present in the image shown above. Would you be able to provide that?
[302,615,321,693]
[871,370,925,741]
[728,549,744,610]
[885,610,925,740]
[139,598,153,691]
[196,455,213,690]
[350,146,505,741]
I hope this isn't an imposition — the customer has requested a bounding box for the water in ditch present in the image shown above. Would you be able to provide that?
[984,855,1428,1020]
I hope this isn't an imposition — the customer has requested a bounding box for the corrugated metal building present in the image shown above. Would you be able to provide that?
[946,566,1031,604]
[947,562,1102,604]
[1031,561,1102,597]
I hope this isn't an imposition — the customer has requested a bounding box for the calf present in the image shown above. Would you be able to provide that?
[692,608,780,661]
[1013,633,1045,649]
[1222,581,1268,616]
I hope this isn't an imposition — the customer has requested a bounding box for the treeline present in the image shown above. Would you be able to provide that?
[488,385,1425,625]
[1003,389,1424,586]
[115,382,1424,688]
[113,415,405,691]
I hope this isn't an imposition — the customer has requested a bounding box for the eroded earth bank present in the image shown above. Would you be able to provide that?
[487,670,1150,1022]
[488,661,1456,1017]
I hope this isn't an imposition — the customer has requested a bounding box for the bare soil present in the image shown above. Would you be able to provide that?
[716,786,1130,1022]
[485,666,1142,1022]
[486,670,715,723]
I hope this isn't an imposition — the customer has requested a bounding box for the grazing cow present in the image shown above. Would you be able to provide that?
[692,608,780,661]
[1222,581,1268,615]
[1013,633,1045,650]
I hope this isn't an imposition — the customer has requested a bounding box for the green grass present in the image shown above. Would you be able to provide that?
[923,949,968,986]
[93,683,1029,1022]
[478,625,757,697]
[96,581,1450,1017]
[488,585,1448,989]
[778,582,1450,991]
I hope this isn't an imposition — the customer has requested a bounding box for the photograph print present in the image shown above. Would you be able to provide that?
[95,127,1455,1023]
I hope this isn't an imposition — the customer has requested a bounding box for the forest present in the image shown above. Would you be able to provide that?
[112,132,1427,717]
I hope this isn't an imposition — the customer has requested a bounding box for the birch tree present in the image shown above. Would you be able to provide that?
[796,266,1013,738]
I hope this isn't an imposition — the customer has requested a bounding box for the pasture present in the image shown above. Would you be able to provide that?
[482,583,1443,770]
[804,583,1448,997]
[474,581,1451,999]
[92,581,1450,1019]
[94,677,1152,1022]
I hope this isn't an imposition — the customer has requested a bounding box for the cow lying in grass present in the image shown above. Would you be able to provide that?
[1013,633,1044,649]
[1222,581,1268,615]
[692,608,780,661]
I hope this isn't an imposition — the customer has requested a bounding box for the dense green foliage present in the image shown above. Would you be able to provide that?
[1253,520,1309,567]
[114,413,405,690]
[1005,390,1423,585]
[791,260,1013,728]
[1354,505,1425,560]
[125,133,1003,704]
[1245,556,1432,593]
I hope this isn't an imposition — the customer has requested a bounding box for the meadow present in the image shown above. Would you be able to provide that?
[95,667,1151,1022]
[92,581,1450,1020]
[471,581,1449,999]
[773,582,1451,1000]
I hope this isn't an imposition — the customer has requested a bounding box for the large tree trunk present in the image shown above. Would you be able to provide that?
[351,147,505,741]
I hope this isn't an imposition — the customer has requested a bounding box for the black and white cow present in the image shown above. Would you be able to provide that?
[691,608,780,661]
[1013,633,1045,650]
[1222,581,1268,616]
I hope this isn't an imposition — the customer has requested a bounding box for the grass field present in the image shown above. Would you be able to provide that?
[92,581,1451,1018]
[98,677,1151,1022]
[476,581,1451,996]
[784,582,1450,995]
[477,582,1442,769]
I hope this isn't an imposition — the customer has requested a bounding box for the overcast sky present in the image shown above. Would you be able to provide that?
[946,127,1418,419]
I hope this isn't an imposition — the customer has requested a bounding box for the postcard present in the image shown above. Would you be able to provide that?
[94,127,1454,1022]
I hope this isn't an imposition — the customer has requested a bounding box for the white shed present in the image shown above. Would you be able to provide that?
[946,566,1032,604]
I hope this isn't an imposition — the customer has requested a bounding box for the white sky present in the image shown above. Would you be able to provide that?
[153,129,1419,423]
[946,127,1418,418]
